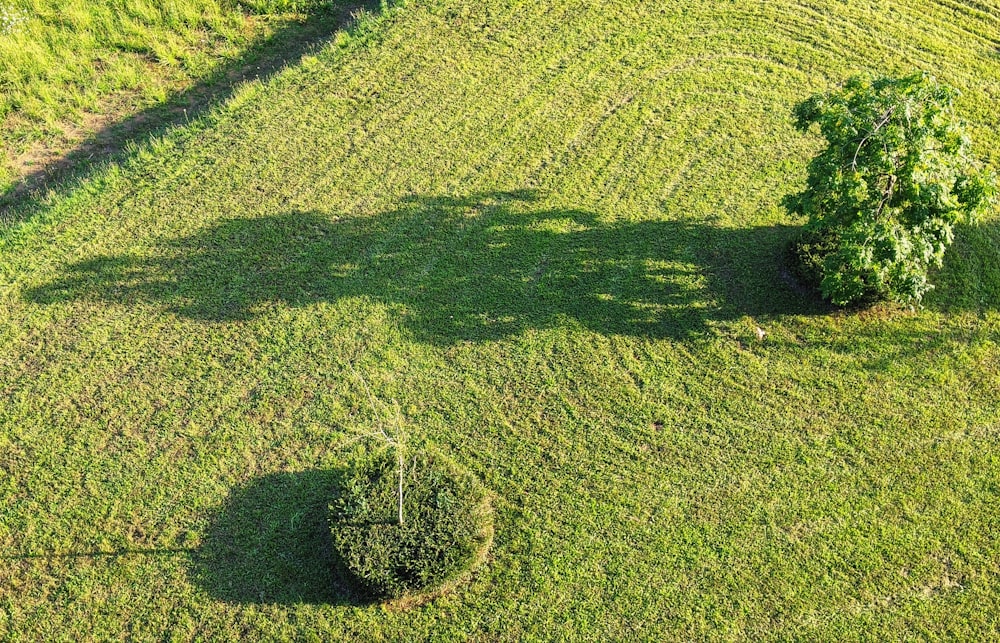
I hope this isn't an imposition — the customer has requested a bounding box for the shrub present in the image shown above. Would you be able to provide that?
[329,447,493,602]
[787,72,996,306]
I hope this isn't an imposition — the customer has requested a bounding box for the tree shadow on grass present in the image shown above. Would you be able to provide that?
[837,219,1000,372]
[192,468,374,606]
[24,190,834,342]
[0,1,378,227]
[924,220,1000,314]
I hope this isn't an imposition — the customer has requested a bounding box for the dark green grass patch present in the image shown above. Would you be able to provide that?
[20,196,826,338]
[194,468,366,606]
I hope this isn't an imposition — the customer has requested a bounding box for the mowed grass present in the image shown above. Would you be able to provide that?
[0,0,347,195]
[1,0,1000,639]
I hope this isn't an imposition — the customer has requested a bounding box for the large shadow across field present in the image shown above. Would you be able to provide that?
[24,190,832,342]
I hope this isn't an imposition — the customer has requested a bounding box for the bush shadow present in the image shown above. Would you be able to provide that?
[24,190,834,342]
[0,0,378,226]
[192,468,374,606]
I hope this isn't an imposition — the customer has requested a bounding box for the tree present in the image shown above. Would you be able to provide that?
[787,72,996,306]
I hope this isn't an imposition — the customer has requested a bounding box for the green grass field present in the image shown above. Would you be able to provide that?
[0,0,359,197]
[1,0,999,639]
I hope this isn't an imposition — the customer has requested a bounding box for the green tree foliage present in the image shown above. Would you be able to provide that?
[787,72,996,306]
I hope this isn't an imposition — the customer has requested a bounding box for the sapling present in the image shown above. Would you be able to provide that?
[350,366,407,526]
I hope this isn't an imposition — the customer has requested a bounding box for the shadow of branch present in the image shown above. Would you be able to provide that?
[0,548,195,560]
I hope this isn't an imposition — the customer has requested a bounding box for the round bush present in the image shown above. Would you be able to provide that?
[328,448,493,602]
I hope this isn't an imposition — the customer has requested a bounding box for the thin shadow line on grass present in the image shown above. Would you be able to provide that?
[1,548,195,560]
[192,468,374,606]
[24,190,839,342]
[0,0,380,228]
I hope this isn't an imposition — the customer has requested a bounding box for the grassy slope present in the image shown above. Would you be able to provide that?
[1,0,999,639]
[0,0,324,194]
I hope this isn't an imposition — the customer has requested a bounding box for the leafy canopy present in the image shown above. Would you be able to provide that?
[788,72,996,306]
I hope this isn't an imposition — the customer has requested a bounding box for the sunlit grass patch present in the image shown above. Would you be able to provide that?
[0,0,998,639]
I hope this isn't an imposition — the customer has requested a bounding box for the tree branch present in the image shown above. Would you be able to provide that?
[852,104,897,171]
[875,173,897,220]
